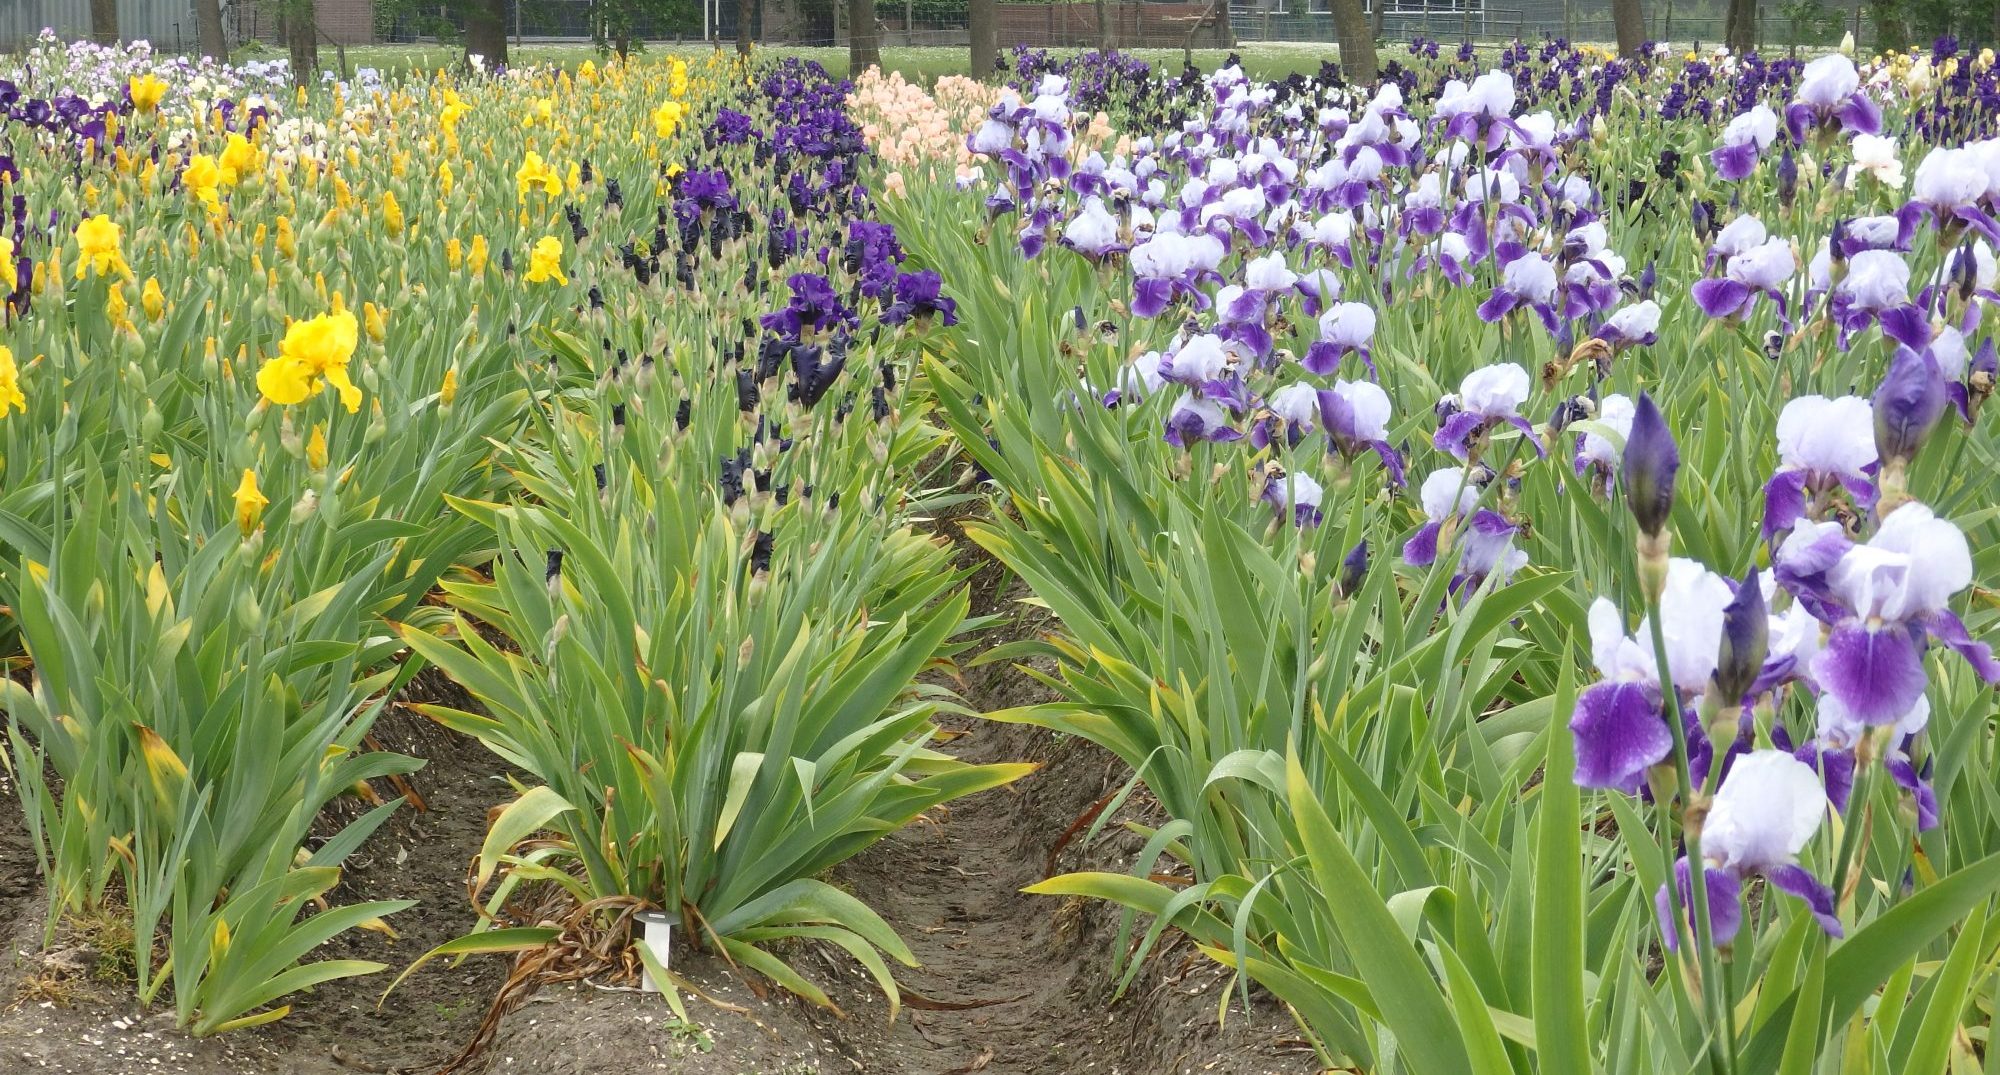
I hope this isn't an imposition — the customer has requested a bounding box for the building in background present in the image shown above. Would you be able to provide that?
[0,0,373,53]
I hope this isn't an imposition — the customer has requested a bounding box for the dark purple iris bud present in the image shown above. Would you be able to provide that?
[750,530,775,574]
[1692,199,1714,243]
[588,286,603,310]
[610,403,626,430]
[500,247,513,274]
[592,463,607,493]
[545,549,564,595]
[1335,540,1369,599]
[871,385,891,422]
[1549,394,1592,434]
[605,178,623,208]
[736,367,759,412]
[1777,148,1798,208]
[1873,347,1948,465]
[1713,569,1768,703]
[1623,392,1678,538]
[1763,331,1785,361]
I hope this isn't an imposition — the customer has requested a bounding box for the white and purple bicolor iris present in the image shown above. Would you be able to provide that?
[1303,301,1379,378]
[1762,394,1878,538]
[1786,54,1882,145]
[1831,249,1930,349]
[1573,393,1635,481]
[1129,232,1227,319]
[1477,250,1562,333]
[1711,104,1781,182]
[1163,392,1243,449]
[1657,751,1842,950]
[1692,238,1796,323]
[1898,145,2000,247]
[1402,467,1526,590]
[1594,299,1662,350]
[1569,559,1735,792]
[1061,196,1125,261]
[1806,502,2000,726]
[1434,362,1543,461]
[1261,469,1326,526]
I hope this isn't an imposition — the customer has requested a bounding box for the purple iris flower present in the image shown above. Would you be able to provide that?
[1658,751,1842,950]
[882,270,957,326]
[1315,379,1406,486]
[1762,394,1878,538]
[1785,54,1882,145]
[1434,363,1543,461]
[1808,503,2000,725]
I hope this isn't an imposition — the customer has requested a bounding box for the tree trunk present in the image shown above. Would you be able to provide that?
[1611,0,1644,57]
[88,0,119,44]
[194,0,228,60]
[738,0,755,53]
[1094,0,1110,50]
[1723,0,1756,53]
[969,0,996,78]
[1329,0,1376,82]
[849,0,879,73]
[1868,0,1907,49]
[287,1,318,86]
[465,0,510,67]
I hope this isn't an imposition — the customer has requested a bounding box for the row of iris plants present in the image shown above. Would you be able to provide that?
[872,36,2000,1073]
[0,43,1017,1036]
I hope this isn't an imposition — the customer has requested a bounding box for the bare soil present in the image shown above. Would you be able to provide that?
[0,525,1317,1075]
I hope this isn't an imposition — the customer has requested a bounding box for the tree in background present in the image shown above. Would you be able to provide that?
[739,0,755,53]
[88,0,118,45]
[278,0,320,85]
[457,0,510,65]
[969,0,996,79]
[851,0,881,73]
[1329,0,1376,82]
[1612,0,1646,57]
[1724,0,1757,52]
[195,0,229,60]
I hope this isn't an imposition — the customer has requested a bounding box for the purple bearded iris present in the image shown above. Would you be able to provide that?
[1711,104,1780,181]
[1573,393,1634,486]
[882,270,957,326]
[1762,394,1878,538]
[1164,393,1243,448]
[1658,751,1841,950]
[1257,380,1406,486]
[1785,54,1882,145]
[1806,502,2000,725]
[1569,559,1734,792]
[1434,362,1543,461]
[1594,299,1661,350]
[1061,196,1125,261]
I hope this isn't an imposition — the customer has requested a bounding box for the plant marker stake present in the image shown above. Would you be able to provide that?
[636,911,673,993]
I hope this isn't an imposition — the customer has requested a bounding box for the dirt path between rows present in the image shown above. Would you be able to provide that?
[0,523,1317,1075]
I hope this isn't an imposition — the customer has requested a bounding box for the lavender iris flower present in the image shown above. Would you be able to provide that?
[1594,300,1661,350]
[1261,469,1325,526]
[1762,395,1878,537]
[1476,250,1561,333]
[1129,232,1226,318]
